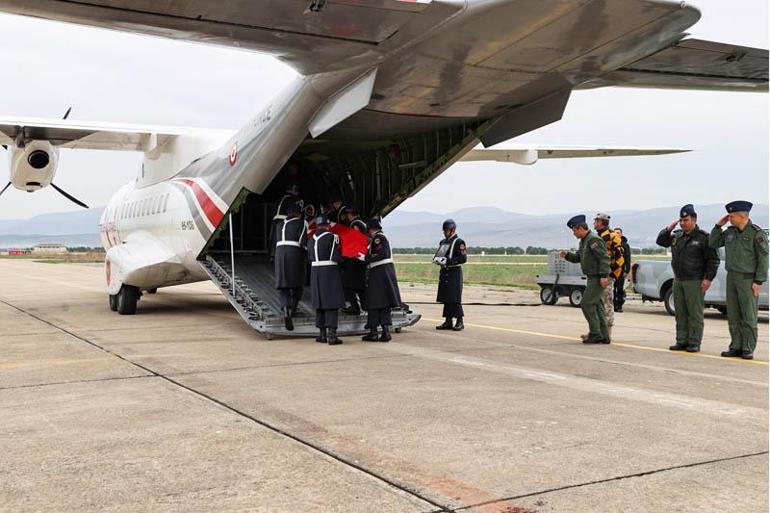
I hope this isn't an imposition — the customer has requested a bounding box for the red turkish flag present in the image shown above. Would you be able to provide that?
[307,223,369,258]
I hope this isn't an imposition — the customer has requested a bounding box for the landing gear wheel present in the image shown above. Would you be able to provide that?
[715,305,727,315]
[394,327,402,333]
[663,287,675,316]
[108,294,118,312]
[147,288,158,294]
[540,286,558,305]
[569,287,583,308]
[116,285,140,315]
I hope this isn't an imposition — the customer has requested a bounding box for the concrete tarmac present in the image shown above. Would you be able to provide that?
[0,260,767,513]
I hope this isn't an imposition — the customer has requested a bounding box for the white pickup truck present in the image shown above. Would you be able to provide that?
[631,248,770,315]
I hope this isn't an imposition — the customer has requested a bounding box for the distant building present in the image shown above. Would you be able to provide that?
[7,249,31,256]
[32,244,68,255]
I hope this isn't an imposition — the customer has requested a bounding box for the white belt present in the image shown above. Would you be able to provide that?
[446,264,461,268]
[273,214,287,221]
[368,258,394,269]
[311,261,338,267]
[276,241,301,248]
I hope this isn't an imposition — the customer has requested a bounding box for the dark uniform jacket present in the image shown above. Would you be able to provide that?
[365,231,402,309]
[565,232,610,277]
[709,222,769,284]
[656,226,719,281]
[341,217,368,290]
[270,194,302,251]
[435,234,467,304]
[307,229,344,309]
[274,217,308,289]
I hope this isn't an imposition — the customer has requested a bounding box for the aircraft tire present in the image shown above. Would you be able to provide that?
[117,285,139,315]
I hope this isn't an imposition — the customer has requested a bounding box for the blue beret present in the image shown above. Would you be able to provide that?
[725,200,753,213]
[315,214,330,226]
[567,214,586,229]
[679,204,696,218]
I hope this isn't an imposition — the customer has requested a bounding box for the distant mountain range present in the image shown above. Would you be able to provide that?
[381,204,769,249]
[1,204,767,249]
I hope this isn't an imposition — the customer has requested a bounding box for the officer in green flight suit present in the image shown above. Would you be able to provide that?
[709,201,769,360]
[560,215,611,344]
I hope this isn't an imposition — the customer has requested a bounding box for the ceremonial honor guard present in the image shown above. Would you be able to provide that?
[307,214,345,345]
[274,202,308,331]
[269,184,302,261]
[362,219,402,342]
[433,219,468,331]
[340,205,367,315]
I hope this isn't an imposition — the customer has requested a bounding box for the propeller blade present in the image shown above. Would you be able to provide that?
[62,106,72,120]
[0,182,11,198]
[50,183,89,209]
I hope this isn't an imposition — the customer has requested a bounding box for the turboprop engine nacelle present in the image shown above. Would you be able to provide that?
[9,141,59,192]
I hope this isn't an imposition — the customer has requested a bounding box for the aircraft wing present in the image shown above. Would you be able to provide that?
[460,147,689,166]
[0,0,442,76]
[0,116,232,151]
[582,39,769,92]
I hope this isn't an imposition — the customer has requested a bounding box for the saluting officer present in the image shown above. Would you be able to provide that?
[340,205,367,315]
[362,219,402,342]
[307,214,345,345]
[656,204,720,352]
[270,184,302,262]
[433,219,468,331]
[710,201,768,360]
[560,215,611,344]
[274,202,308,331]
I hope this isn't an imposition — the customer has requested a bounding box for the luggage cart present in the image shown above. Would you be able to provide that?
[536,251,586,307]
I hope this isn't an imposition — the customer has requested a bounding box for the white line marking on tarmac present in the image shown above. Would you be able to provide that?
[422,326,768,388]
[382,344,767,424]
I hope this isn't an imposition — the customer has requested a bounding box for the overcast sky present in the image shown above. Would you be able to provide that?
[0,0,767,221]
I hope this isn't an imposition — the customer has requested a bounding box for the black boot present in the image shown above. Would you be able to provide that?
[452,318,464,331]
[686,344,700,353]
[583,333,605,344]
[721,348,742,357]
[379,326,392,342]
[316,328,327,343]
[327,328,342,345]
[742,350,754,360]
[669,343,687,351]
[362,329,379,342]
[436,318,453,330]
[284,306,294,331]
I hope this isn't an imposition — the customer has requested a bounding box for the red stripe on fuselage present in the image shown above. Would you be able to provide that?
[177,178,224,228]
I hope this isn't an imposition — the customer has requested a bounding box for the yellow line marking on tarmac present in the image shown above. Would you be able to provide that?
[423,317,768,366]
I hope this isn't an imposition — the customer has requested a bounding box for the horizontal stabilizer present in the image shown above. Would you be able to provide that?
[460,147,689,166]
[582,38,768,92]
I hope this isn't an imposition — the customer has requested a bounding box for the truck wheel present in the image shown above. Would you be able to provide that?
[540,286,558,305]
[569,288,583,308]
[663,288,676,316]
[117,285,140,315]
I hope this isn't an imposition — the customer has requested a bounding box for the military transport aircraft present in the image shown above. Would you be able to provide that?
[0,0,767,338]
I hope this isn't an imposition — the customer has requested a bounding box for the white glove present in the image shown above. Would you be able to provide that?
[434,256,447,265]
[356,252,366,262]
